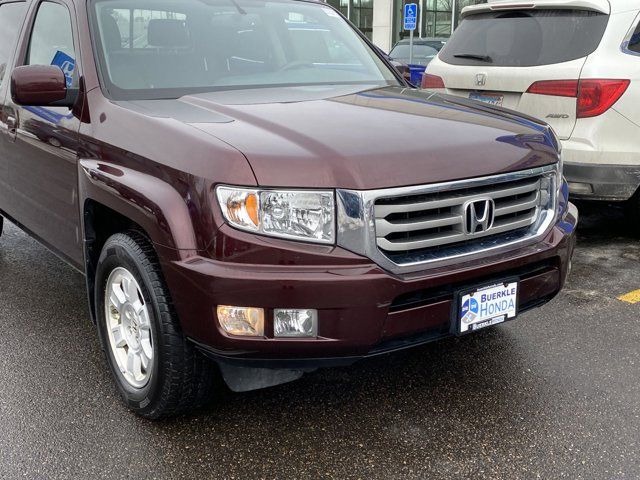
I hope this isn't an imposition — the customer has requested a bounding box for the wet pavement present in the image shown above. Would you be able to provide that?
[0,202,639,479]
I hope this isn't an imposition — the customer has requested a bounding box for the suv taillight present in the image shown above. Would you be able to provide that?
[526,79,630,119]
[421,74,445,89]
[527,80,578,98]
[577,80,630,118]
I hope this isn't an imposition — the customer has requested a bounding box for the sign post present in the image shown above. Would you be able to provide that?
[403,3,418,65]
[451,0,457,36]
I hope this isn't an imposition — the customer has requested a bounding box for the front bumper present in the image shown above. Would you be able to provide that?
[565,161,640,201]
[160,195,578,371]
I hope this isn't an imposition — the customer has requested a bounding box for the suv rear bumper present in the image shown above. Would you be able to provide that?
[159,197,578,372]
[562,107,640,202]
[565,161,640,201]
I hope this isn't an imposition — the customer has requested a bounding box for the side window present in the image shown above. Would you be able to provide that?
[629,19,640,54]
[27,1,76,87]
[0,2,28,87]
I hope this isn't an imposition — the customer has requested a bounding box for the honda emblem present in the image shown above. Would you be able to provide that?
[464,198,495,235]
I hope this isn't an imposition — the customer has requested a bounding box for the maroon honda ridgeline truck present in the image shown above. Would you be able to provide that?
[0,0,576,418]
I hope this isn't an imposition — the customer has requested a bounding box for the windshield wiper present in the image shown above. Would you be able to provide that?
[227,0,246,14]
[453,53,492,62]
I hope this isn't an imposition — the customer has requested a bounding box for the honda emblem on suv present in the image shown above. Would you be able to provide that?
[475,73,487,87]
[464,198,495,235]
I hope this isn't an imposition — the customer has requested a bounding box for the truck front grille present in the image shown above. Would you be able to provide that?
[335,164,560,274]
[373,170,556,264]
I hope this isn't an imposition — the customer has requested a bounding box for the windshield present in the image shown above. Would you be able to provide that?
[89,0,398,100]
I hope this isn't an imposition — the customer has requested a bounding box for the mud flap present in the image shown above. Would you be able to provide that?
[218,363,308,392]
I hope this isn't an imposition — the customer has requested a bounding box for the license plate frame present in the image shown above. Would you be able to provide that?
[469,92,504,107]
[454,278,519,335]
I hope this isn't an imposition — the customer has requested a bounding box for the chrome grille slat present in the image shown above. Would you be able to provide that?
[378,215,537,252]
[374,179,540,217]
[492,215,537,231]
[495,191,539,216]
[375,213,463,236]
[374,173,551,256]
[378,231,466,251]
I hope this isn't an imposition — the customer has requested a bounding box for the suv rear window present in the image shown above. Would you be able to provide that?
[440,9,608,67]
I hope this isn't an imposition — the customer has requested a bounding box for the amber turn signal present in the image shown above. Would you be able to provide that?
[217,306,265,337]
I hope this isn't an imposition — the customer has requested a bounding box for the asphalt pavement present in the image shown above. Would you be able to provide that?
[0,202,639,480]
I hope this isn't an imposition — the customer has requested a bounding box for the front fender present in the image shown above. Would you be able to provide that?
[78,159,199,254]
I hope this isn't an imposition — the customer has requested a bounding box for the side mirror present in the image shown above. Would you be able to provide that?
[389,59,413,85]
[11,65,77,107]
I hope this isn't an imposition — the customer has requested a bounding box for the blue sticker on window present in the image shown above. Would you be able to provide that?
[51,50,75,88]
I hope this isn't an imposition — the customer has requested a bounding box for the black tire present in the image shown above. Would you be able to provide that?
[95,231,215,419]
[624,192,640,236]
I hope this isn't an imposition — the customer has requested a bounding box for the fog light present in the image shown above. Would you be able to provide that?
[568,182,593,195]
[274,309,318,338]
[217,306,264,336]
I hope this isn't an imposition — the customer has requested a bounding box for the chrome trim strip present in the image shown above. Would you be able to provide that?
[375,213,462,237]
[495,190,539,216]
[337,164,560,275]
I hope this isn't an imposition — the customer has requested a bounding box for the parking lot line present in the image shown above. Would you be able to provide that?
[618,289,640,304]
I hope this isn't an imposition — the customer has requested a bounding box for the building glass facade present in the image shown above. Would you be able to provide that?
[391,0,486,46]
[327,0,374,40]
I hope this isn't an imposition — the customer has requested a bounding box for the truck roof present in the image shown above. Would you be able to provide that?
[461,0,636,18]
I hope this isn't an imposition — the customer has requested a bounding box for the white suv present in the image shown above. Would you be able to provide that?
[424,0,640,207]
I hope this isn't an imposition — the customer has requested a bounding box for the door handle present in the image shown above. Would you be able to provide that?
[4,115,18,141]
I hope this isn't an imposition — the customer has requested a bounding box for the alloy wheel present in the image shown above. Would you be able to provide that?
[104,267,154,389]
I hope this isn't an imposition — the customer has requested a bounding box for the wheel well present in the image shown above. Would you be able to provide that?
[83,200,147,322]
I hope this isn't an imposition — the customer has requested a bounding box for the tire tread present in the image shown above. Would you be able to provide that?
[100,231,215,419]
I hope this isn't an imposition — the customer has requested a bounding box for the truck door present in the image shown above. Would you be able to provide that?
[4,0,83,268]
[0,1,28,215]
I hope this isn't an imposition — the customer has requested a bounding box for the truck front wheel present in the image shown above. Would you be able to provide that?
[95,231,215,419]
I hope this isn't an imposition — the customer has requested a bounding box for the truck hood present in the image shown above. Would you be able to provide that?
[118,85,559,190]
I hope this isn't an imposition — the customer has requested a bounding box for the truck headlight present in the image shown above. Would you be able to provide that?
[216,186,335,244]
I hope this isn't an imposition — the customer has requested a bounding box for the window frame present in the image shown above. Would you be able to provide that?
[622,11,640,57]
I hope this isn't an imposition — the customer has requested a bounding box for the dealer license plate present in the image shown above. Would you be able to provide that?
[458,282,518,334]
[469,92,504,107]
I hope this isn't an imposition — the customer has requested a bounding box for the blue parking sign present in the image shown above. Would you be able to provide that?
[403,3,417,31]
[51,50,75,88]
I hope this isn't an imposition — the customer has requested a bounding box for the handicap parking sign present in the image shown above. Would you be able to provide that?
[51,50,75,88]
[403,3,417,31]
